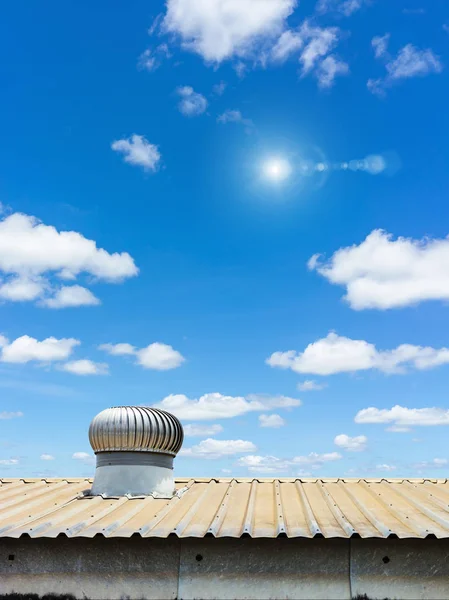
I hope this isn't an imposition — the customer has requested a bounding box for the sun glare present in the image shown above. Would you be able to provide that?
[263,158,292,182]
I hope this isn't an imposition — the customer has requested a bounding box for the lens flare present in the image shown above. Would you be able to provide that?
[262,158,292,181]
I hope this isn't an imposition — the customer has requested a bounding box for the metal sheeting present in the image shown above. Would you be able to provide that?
[1,477,449,539]
[89,406,184,456]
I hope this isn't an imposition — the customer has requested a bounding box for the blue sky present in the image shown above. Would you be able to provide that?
[1,0,449,479]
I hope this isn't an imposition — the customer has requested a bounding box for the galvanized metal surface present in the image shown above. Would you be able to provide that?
[3,537,449,599]
[350,537,449,600]
[89,452,176,498]
[88,406,184,456]
[1,477,449,539]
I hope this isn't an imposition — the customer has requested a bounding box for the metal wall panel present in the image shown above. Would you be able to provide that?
[2,537,449,599]
[351,538,449,600]
[178,538,350,600]
[0,537,180,600]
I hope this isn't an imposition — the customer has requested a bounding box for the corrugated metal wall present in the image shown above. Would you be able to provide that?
[2,537,449,599]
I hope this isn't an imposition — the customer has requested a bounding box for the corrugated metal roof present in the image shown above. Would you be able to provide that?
[1,477,449,539]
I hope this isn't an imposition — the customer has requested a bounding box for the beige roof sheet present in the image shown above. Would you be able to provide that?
[1,477,449,539]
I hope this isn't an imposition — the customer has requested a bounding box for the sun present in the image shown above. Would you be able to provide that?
[262,158,292,182]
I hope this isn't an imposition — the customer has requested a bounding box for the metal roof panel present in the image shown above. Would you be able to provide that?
[1,478,449,539]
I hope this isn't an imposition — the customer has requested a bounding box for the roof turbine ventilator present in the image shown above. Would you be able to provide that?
[88,406,184,498]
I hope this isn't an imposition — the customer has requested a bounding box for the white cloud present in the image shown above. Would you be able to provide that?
[221,468,232,474]
[386,44,442,80]
[376,463,396,472]
[316,0,367,16]
[99,341,185,371]
[184,423,224,437]
[0,335,79,364]
[72,452,91,460]
[386,426,410,433]
[369,42,442,95]
[61,360,109,376]
[155,2,347,89]
[217,109,254,130]
[0,276,45,302]
[315,55,349,88]
[248,394,301,409]
[297,379,326,391]
[0,458,19,465]
[307,254,320,270]
[355,405,449,427]
[293,451,341,467]
[153,392,300,420]
[366,78,384,95]
[259,414,285,428]
[0,411,23,420]
[148,14,163,36]
[180,438,256,459]
[162,0,297,63]
[111,134,161,171]
[299,22,340,74]
[40,454,55,461]
[72,451,95,464]
[270,29,303,62]
[138,49,158,71]
[267,332,449,376]
[238,451,341,473]
[0,212,137,308]
[265,22,349,88]
[334,434,367,452]
[430,458,447,466]
[136,343,185,370]
[234,61,247,78]
[42,285,100,309]
[98,342,136,356]
[137,44,170,71]
[309,230,449,310]
[213,81,227,95]
[338,0,364,15]
[372,34,390,59]
[176,86,208,116]
[238,454,291,473]
[415,458,448,470]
